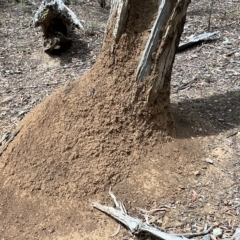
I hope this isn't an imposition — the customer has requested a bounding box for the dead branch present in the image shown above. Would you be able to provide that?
[178,31,220,51]
[207,0,214,32]
[33,0,84,53]
[92,189,190,240]
[92,189,214,240]
[92,202,190,240]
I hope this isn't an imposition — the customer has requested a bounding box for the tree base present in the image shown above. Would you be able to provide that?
[1,0,188,199]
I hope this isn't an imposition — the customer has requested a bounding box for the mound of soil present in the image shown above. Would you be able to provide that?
[1,0,174,200]
[0,0,239,239]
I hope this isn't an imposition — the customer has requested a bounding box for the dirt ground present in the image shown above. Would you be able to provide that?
[0,0,240,239]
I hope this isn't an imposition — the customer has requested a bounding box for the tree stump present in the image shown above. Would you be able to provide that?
[33,0,84,53]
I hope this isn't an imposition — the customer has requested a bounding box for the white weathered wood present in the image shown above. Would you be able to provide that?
[33,0,84,31]
[178,31,220,51]
[135,0,190,103]
[92,202,189,240]
[151,0,190,92]
[136,0,175,84]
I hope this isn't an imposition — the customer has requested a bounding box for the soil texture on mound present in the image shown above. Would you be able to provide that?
[1,0,174,200]
[0,0,239,239]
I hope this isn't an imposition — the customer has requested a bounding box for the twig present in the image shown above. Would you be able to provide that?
[176,78,197,92]
[93,190,188,240]
[182,64,205,68]
[141,208,171,215]
[120,201,127,214]
[110,224,121,237]
[173,226,213,238]
[231,204,240,209]
[226,50,238,57]
[207,0,214,32]
[108,187,124,238]
[109,187,120,209]
[92,202,189,240]
[226,131,239,138]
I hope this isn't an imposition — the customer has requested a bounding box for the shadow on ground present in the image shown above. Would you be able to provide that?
[172,89,240,138]
[46,32,90,66]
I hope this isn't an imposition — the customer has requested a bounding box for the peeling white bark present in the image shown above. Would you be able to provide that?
[104,0,190,104]
[151,0,190,91]
[136,0,175,84]
[133,0,190,103]
[93,202,189,240]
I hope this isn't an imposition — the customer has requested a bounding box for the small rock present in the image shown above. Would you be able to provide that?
[48,229,55,233]
[205,158,214,164]
[213,228,223,238]
[223,38,231,45]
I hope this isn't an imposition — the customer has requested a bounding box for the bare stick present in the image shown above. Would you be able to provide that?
[109,187,120,209]
[207,0,214,32]
[92,202,189,240]
[108,187,124,238]
[110,224,121,237]
[173,226,213,238]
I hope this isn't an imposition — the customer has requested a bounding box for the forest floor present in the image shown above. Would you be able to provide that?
[0,0,239,239]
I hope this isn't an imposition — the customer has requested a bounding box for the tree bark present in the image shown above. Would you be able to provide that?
[98,0,190,134]
[107,0,190,105]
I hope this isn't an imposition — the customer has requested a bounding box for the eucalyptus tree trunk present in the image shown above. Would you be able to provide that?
[100,0,190,131]
[0,0,191,199]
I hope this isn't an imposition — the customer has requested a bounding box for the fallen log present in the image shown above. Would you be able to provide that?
[33,0,84,53]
